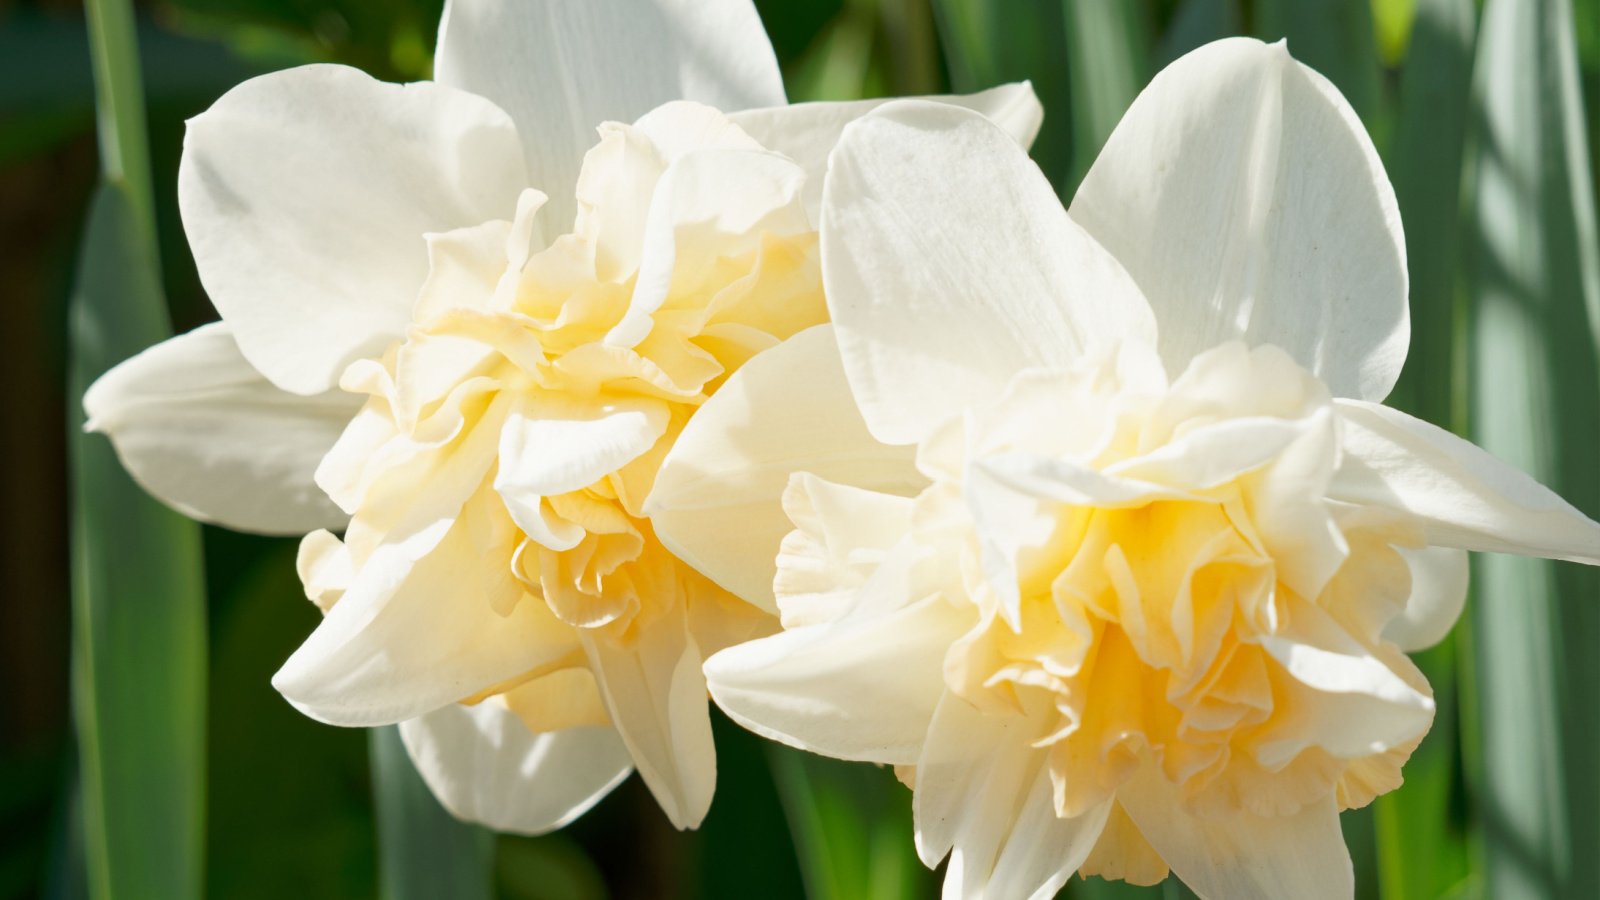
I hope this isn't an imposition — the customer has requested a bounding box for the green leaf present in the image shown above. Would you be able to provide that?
[930,0,1074,189]
[370,726,496,900]
[68,179,207,900]
[1372,3,1478,896]
[766,746,928,900]
[1464,2,1600,899]
[1060,0,1151,187]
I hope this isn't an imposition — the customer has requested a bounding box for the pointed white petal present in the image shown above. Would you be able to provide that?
[434,0,785,230]
[83,323,359,534]
[1333,399,1600,564]
[272,509,578,726]
[704,550,970,766]
[648,326,921,612]
[1383,545,1469,651]
[179,64,529,394]
[822,100,1156,444]
[1069,37,1407,401]
[915,692,1112,900]
[1119,764,1354,900]
[730,81,1044,216]
[581,605,715,830]
[399,706,631,835]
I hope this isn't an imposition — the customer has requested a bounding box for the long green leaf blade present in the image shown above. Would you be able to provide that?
[767,746,928,900]
[1372,3,1478,899]
[68,178,207,900]
[1465,2,1600,899]
[1059,0,1150,187]
[369,726,496,900]
[71,0,206,896]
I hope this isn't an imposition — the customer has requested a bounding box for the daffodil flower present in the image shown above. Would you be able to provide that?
[83,0,1042,833]
[650,38,1600,898]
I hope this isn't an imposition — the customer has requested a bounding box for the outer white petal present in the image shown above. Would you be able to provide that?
[822,100,1157,445]
[580,607,715,830]
[915,692,1112,900]
[729,82,1044,216]
[272,514,578,727]
[179,63,530,395]
[83,323,359,534]
[1118,764,1354,900]
[399,706,631,835]
[704,549,970,766]
[648,326,921,612]
[1383,545,1469,651]
[1332,399,1600,564]
[434,0,785,230]
[1069,37,1408,402]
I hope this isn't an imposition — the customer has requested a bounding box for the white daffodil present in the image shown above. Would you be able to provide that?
[82,0,1042,833]
[650,37,1600,898]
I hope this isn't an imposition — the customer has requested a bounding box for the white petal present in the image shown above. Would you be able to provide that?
[399,705,631,835]
[580,606,715,830]
[1332,399,1600,564]
[821,100,1157,445]
[729,81,1044,216]
[434,0,785,230]
[179,64,530,394]
[1383,545,1469,651]
[648,326,921,612]
[1255,598,1434,766]
[83,323,359,534]
[494,394,671,507]
[915,692,1111,900]
[1068,37,1408,402]
[704,552,970,766]
[272,509,578,726]
[1118,763,1354,900]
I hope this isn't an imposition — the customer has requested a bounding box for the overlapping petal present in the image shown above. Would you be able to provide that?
[434,0,785,230]
[178,64,530,395]
[83,323,358,534]
[821,100,1156,445]
[1069,37,1408,402]
[649,326,920,610]
[399,703,632,835]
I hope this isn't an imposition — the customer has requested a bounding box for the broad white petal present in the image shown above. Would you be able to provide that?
[1332,399,1600,564]
[273,508,578,726]
[704,554,970,766]
[648,326,921,612]
[730,82,1044,216]
[1118,763,1354,900]
[1068,38,1407,401]
[83,323,359,534]
[1383,545,1469,651]
[179,63,529,394]
[581,606,715,830]
[399,705,631,835]
[915,692,1112,900]
[434,0,785,230]
[822,100,1157,445]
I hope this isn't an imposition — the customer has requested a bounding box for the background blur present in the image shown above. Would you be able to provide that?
[4,0,1599,898]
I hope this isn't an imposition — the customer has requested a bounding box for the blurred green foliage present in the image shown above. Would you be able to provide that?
[6,0,1600,897]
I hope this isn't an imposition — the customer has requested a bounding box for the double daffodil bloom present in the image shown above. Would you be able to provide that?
[84,0,1041,832]
[651,38,1600,897]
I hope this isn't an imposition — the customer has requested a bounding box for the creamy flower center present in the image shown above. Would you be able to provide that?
[298,107,825,733]
[797,341,1435,830]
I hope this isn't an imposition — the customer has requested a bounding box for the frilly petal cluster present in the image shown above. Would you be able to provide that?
[654,37,1600,899]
